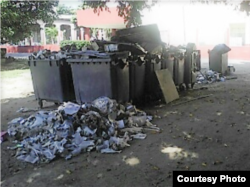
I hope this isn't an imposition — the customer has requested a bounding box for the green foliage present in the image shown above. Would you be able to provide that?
[45,27,58,44]
[60,40,91,49]
[104,28,112,39]
[82,1,249,28]
[89,28,112,40]
[71,14,78,29]
[0,0,59,44]
[191,0,250,15]
[90,28,99,38]
[239,1,250,15]
[82,1,155,28]
[56,4,75,15]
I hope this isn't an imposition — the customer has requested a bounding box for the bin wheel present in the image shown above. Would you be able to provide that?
[191,83,195,89]
[185,83,190,90]
[38,100,43,109]
[179,84,185,92]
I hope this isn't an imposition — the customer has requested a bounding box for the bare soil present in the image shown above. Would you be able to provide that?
[1,59,250,187]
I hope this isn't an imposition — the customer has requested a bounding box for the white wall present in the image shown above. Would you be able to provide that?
[142,3,250,46]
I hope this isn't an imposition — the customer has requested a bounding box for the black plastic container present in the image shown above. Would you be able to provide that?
[67,57,129,104]
[28,58,75,108]
[128,56,146,104]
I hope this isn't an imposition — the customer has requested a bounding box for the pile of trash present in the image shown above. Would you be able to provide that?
[7,97,160,164]
[196,70,226,84]
[29,24,164,61]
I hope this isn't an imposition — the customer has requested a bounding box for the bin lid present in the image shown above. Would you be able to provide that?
[186,43,197,52]
[68,50,110,59]
[211,44,231,54]
[166,45,185,54]
[111,24,162,55]
[95,40,146,55]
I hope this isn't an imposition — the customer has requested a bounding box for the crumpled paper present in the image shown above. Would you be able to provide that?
[7,97,160,164]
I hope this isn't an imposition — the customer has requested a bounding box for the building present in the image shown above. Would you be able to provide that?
[2,3,250,60]
[23,15,77,46]
[76,7,126,41]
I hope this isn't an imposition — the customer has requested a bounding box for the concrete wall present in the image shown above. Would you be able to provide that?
[1,45,60,53]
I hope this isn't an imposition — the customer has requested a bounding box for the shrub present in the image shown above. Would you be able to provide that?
[60,40,90,50]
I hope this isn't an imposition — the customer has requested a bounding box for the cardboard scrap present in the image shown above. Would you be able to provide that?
[155,69,179,103]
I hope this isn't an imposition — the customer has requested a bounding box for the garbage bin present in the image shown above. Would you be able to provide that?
[112,24,162,55]
[209,43,231,75]
[28,58,75,108]
[173,52,185,90]
[145,54,162,100]
[184,43,201,89]
[195,50,201,71]
[161,51,175,79]
[67,55,130,104]
[128,55,146,104]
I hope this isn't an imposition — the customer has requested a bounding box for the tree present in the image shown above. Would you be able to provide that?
[82,1,155,28]
[191,0,250,15]
[82,1,250,28]
[56,4,75,15]
[90,28,99,39]
[0,0,59,44]
[45,27,58,44]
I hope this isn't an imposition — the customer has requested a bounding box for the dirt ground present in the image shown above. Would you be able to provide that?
[1,59,250,187]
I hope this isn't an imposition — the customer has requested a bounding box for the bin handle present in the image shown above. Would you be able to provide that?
[137,57,145,66]
[112,59,127,69]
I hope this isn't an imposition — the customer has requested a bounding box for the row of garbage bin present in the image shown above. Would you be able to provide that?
[28,42,201,108]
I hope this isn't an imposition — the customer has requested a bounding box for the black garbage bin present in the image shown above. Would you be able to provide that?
[128,55,146,104]
[209,43,231,75]
[184,43,201,89]
[28,58,75,108]
[173,52,185,91]
[145,54,162,100]
[67,54,130,104]
[161,51,175,79]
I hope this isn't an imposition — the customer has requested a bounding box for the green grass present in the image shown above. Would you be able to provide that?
[1,69,30,79]
[1,58,29,71]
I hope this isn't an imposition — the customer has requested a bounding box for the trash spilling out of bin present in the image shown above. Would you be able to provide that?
[28,24,167,107]
[196,70,227,84]
[28,24,205,109]
[6,97,160,164]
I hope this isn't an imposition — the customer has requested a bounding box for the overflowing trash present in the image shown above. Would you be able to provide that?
[16,107,38,113]
[196,70,225,84]
[196,65,236,84]
[6,97,160,164]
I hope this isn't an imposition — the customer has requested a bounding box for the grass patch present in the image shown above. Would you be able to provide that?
[1,58,29,71]
[1,69,30,79]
